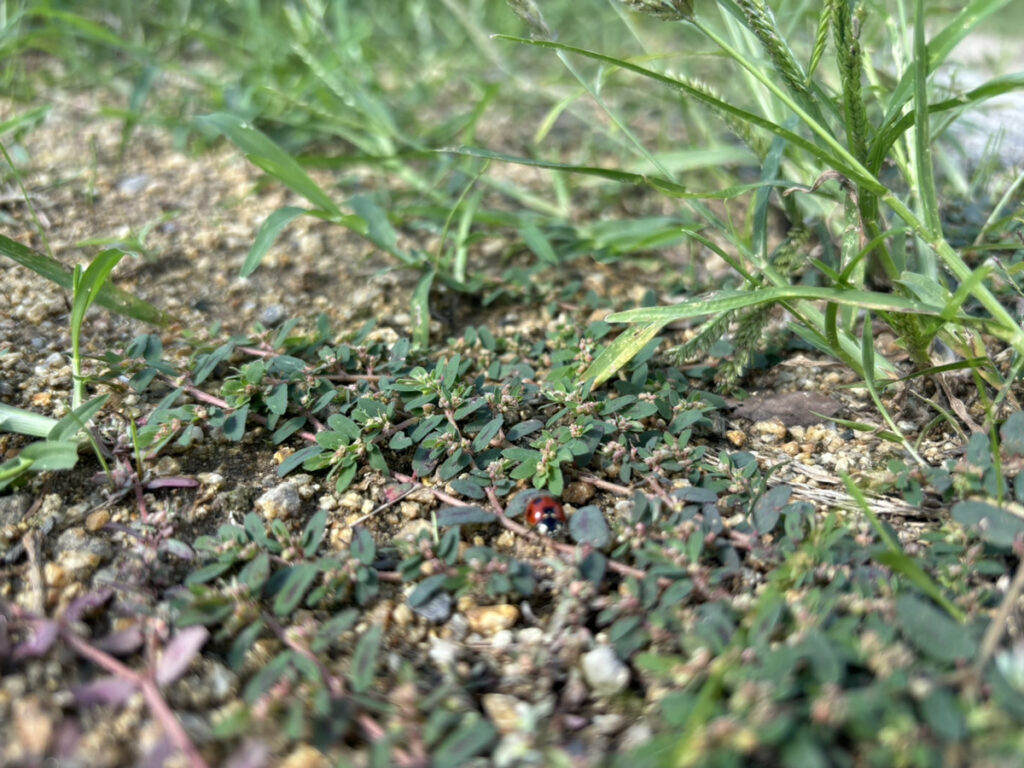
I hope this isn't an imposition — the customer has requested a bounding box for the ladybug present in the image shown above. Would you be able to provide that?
[525,494,566,535]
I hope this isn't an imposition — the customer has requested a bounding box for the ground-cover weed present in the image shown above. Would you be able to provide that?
[5,1,1024,765]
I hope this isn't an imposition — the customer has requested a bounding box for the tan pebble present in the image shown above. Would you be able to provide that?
[254,483,300,520]
[399,500,421,520]
[725,430,747,448]
[392,603,414,628]
[329,526,353,549]
[197,472,225,488]
[58,550,101,574]
[14,696,53,756]
[752,419,787,440]
[562,481,595,506]
[482,693,523,733]
[338,491,364,512]
[494,530,516,550]
[30,391,53,408]
[85,510,110,532]
[44,563,68,588]
[280,743,331,768]
[367,600,393,631]
[153,456,180,476]
[273,447,293,465]
[466,604,519,636]
[779,441,800,456]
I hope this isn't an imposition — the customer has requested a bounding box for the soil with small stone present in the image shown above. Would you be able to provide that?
[0,92,1007,767]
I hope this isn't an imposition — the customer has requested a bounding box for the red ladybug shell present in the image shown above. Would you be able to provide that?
[525,494,566,534]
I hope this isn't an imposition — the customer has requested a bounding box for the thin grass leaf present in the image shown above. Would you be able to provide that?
[882,0,1013,125]
[841,472,964,621]
[609,286,954,325]
[870,74,1024,175]
[912,0,941,237]
[582,321,666,389]
[48,394,110,442]
[197,113,354,223]
[0,235,167,325]
[0,403,58,438]
[490,35,883,192]
[243,206,308,277]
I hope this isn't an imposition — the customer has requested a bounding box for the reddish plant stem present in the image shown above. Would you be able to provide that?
[262,612,345,698]
[60,629,209,768]
[578,473,633,496]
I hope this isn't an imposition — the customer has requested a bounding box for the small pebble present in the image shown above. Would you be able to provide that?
[85,510,110,533]
[255,483,301,520]
[279,743,330,768]
[259,304,287,328]
[562,481,595,506]
[411,592,452,624]
[482,693,524,734]
[581,646,630,696]
[465,604,519,636]
[13,696,53,757]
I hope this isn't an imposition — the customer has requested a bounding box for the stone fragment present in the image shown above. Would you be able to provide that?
[482,693,524,734]
[255,483,300,520]
[581,645,630,696]
[85,510,110,533]
[465,604,519,636]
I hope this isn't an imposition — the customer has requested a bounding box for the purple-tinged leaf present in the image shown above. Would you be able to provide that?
[436,505,496,526]
[155,626,209,686]
[64,589,113,623]
[140,737,176,768]
[224,739,271,768]
[54,719,83,759]
[145,476,199,490]
[159,538,195,560]
[13,618,59,658]
[94,626,145,656]
[73,676,138,706]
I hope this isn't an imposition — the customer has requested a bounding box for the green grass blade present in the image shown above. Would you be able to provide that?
[882,0,1012,125]
[608,286,954,325]
[912,0,941,237]
[410,267,435,352]
[0,403,59,438]
[870,74,1024,174]
[490,35,882,191]
[444,146,793,202]
[196,113,345,220]
[243,206,309,277]
[582,321,667,388]
[841,472,964,621]
[71,249,124,346]
[48,394,111,442]
[0,235,167,325]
